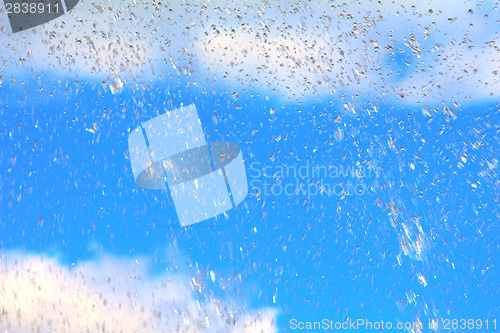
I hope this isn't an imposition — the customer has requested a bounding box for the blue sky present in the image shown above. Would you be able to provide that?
[1,72,499,331]
[1,0,499,332]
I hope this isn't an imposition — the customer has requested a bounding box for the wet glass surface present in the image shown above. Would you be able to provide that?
[0,1,499,332]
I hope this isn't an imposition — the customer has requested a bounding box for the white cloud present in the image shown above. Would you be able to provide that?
[1,0,498,102]
[0,252,276,332]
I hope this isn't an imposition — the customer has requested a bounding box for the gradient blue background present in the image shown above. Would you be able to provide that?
[1,69,499,332]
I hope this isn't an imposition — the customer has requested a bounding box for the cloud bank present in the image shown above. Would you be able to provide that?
[1,0,499,102]
[0,252,276,332]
